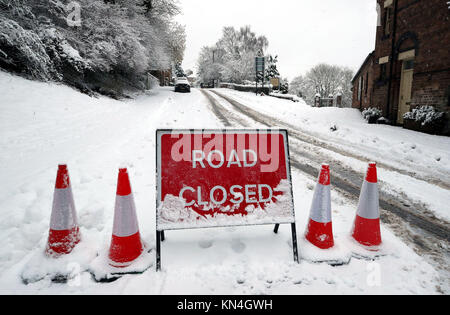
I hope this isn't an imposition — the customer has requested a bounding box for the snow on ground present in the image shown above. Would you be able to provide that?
[215,88,450,222]
[0,72,445,294]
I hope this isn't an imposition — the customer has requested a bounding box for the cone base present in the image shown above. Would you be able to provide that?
[109,232,143,268]
[46,227,81,257]
[305,219,334,249]
[352,215,382,247]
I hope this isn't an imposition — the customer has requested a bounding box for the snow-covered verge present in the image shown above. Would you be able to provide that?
[0,72,446,294]
[216,88,450,223]
[269,92,301,102]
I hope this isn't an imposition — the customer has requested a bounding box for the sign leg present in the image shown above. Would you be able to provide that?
[291,223,299,263]
[161,230,165,242]
[273,224,280,234]
[156,231,161,271]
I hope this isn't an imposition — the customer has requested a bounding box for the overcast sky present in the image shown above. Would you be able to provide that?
[176,0,378,80]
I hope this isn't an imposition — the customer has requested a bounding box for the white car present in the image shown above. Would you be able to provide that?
[174,77,191,93]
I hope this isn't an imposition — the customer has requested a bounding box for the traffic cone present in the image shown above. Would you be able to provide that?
[108,168,144,268]
[46,165,80,257]
[352,163,382,247]
[305,164,334,249]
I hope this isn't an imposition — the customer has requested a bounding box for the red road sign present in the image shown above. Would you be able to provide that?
[156,129,296,231]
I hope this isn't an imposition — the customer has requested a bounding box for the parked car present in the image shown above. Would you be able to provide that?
[174,77,191,93]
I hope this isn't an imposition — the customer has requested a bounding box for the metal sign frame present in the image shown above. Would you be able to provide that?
[155,129,299,271]
[255,57,265,95]
[255,57,265,72]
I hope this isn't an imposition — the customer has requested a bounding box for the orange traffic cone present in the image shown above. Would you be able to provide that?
[352,163,382,247]
[108,168,144,268]
[305,164,334,249]
[46,165,81,257]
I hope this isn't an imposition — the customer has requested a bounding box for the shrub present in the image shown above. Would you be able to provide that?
[0,0,183,97]
[0,18,56,80]
[403,106,445,127]
[362,107,383,124]
[280,82,289,94]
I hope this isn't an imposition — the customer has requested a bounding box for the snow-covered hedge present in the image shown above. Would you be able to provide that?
[0,18,56,80]
[219,82,270,95]
[403,106,445,126]
[40,28,91,81]
[0,0,183,96]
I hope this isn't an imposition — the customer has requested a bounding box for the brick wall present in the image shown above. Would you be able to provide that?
[352,53,375,110]
[355,0,450,132]
[411,71,450,110]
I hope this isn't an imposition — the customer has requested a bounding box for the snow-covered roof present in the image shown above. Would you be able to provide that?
[351,51,375,84]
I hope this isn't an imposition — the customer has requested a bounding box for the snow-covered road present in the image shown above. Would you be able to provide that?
[201,88,450,284]
[204,90,449,243]
[0,72,448,294]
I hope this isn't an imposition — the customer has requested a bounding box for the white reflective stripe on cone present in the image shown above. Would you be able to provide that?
[309,183,332,223]
[50,188,78,231]
[113,195,139,237]
[357,181,380,220]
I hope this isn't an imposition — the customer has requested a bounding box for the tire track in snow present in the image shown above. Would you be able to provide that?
[201,89,450,284]
[208,90,449,237]
[210,90,450,190]
[199,89,248,127]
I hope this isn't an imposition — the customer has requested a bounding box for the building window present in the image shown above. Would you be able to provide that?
[365,72,369,96]
[403,59,414,70]
[384,8,392,36]
[380,63,387,81]
[376,4,382,27]
[358,76,363,102]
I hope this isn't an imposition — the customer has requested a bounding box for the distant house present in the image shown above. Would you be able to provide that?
[150,69,173,86]
[352,0,450,132]
[352,51,375,110]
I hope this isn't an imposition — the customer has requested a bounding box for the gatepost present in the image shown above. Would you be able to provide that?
[314,95,321,107]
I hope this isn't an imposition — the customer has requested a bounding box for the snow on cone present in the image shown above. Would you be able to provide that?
[108,168,144,268]
[352,163,382,247]
[305,164,334,249]
[46,165,80,257]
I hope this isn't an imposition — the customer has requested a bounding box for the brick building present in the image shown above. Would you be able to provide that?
[352,0,450,133]
[352,51,375,110]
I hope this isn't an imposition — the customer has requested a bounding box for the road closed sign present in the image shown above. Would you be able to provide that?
[156,129,295,230]
[155,129,298,270]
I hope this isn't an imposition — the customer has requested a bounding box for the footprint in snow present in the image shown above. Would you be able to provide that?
[198,239,213,249]
[231,239,246,254]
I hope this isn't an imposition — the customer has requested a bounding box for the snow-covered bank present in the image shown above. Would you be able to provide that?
[215,88,450,222]
[0,72,446,294]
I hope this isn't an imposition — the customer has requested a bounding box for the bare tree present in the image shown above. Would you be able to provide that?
[197,25,269,84]
[166,22,186,64]
[290,64,354,107]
